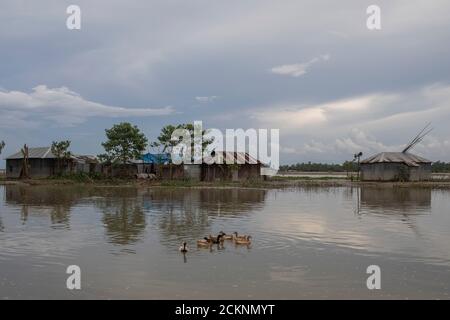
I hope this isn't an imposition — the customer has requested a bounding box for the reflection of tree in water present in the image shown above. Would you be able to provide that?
[145,188,267,243]
[101,199,146,246]
[94,189,147,246]
[4,185,88,229]
[3,185,267,247]
[0,216,4,232]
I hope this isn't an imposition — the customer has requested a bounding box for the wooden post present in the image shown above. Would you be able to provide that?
[19,144,30,179]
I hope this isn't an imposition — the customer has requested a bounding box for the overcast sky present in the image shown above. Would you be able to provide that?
[1,0,450,166]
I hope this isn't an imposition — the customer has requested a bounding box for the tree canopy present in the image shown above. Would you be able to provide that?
[151,123,214,158]
[0,140,5,155]
[51,140,72,160]
[51,140,72,174]
[100,122,148,164]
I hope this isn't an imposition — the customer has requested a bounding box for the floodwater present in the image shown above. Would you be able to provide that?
[0,184,449,299]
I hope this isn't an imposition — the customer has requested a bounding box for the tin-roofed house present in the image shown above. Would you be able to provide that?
[201,151,263,182]
[360,124,434,182]
[5,147,88,179]
[360,152,432,181]
[6,147,56,178]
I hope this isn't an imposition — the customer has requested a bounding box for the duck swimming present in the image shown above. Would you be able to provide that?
[209,234,224,244]
[219,231,234,240]
[179,242,188,253]
[235,235,252,245]
[233,232,250,241]
[197,237,212,247]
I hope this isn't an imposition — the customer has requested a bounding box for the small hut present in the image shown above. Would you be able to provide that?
[360,152,431,181]
[201,151,263,182]
[360,124,434,182]
[5,147,97,178]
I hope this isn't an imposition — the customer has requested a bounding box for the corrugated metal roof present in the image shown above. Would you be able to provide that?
[6,147,94,161]
[204,151,261,164]
[361,152,431,167]
[75,155,99,163]
[6,147,56,160]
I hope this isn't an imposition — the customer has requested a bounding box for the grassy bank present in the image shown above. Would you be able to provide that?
[2,173,450,189]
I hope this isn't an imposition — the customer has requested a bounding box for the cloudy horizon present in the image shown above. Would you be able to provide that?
[1,0,450,167]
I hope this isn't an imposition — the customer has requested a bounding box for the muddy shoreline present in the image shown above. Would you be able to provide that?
[1,177,450,189]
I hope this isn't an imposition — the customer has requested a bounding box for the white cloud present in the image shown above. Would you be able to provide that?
[0,85,174,127]
[195,96,219,103]
[252,94,379,131]
[254,106,327,128]
[257,83,450,161]
[270,54,330,77]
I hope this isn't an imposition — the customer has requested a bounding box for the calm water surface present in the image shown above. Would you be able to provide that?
[0,185,449,299]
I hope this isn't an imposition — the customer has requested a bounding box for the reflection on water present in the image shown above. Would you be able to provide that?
[100,198,147,246]
[360,187,431,212]
[1,184,450,299]
[5,185,79,228]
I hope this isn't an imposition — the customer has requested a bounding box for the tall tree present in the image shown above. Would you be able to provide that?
[152,123,214,159]
[0,140,5,155]
[51,140,72,175]
[100,122,148,164]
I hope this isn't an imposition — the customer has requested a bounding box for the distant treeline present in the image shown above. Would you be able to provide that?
[432,161,450,173]
[279,161,450,172]
[279,161,358,172]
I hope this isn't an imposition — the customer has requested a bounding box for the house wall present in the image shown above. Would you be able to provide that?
[106,164,139,177]
[6,159,56,178]
[361,163,431,181]
[201,164,262,182]
[409,163,432,181]
[184,165,201,181]
[157,164,185,179]
[238,164,262,181]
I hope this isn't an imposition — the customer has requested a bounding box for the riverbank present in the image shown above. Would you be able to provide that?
[2,175,450,189]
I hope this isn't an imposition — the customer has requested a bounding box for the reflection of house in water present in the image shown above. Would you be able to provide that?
[3,185,267,248]
[357,187,432,236]
[4,185,88,228]
[360,187,431,212]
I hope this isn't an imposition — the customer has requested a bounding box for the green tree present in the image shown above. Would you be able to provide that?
[0,140,5,155]
[152,123,214,157]
[51,140,72,174]
[100,122,148,164]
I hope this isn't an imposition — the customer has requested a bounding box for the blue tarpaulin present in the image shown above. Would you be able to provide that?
[142,153,171,164]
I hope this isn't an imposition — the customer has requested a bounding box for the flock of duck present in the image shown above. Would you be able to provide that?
[178,231,252,253]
